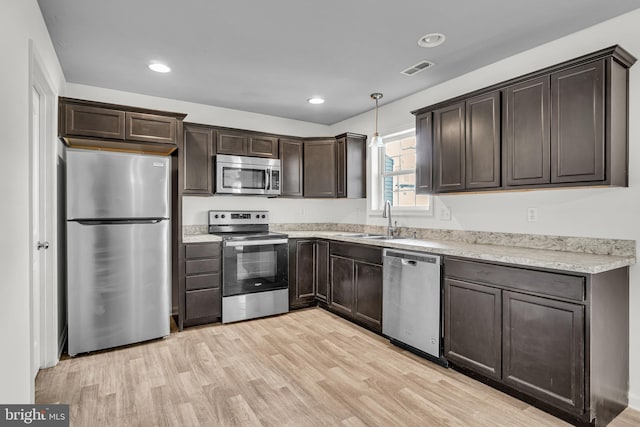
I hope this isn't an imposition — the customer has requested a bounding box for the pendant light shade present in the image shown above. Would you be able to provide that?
[369,93,384,148]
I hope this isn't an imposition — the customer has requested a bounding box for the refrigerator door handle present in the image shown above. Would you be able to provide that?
[74,218,166,225]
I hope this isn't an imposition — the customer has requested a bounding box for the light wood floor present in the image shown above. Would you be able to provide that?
[36,308,640,426]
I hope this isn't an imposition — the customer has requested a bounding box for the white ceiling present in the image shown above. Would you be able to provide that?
[38,0,640,125]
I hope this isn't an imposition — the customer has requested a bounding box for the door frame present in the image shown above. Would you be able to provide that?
[29,40,59,377]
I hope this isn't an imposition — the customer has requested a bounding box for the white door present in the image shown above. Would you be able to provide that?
[30,43,59,386]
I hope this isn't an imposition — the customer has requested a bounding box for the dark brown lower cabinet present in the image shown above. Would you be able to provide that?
[353,261,382,331]
[328,242,382,333]
[288,239,329,309]
[444,278,501,380]
[180,242,222,329]
[502,291,585,415]
[443,256,629,426]
[329,255,354,316]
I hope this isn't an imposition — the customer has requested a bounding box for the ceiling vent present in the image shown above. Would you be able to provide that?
[400,60,435,76]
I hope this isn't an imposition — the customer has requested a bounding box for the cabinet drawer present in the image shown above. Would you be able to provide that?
[330,242,382,265]
[185,273,220,291]
[185,243,220,259]
[185,258,220,275]
[125,112,177,144]
[185,288,221,320]
[445,258,585,301]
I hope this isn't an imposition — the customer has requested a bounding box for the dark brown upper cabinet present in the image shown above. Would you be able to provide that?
[551,60,605,184]
[412,45,635,194]
[503,76,551,187]
[215,130,278,158]
[248,135,279,158]
[64,103,126,140]
[304,138,337,197]
[125,112,177,144]
[434,102,466,192]
[216,129,248,156]
[59,97,185,155]
[336,133,367,198]
[415,112,433,194]
[466,91,501,189]
[182,124,213,195]
[279,138,304,197]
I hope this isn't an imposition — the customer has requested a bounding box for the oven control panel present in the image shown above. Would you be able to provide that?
[208,210,269,225]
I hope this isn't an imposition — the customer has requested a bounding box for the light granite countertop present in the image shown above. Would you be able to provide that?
[183,229,634,274]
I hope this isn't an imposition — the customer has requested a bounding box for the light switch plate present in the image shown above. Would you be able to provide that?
[440,206,452,221]
[527,207,538,222]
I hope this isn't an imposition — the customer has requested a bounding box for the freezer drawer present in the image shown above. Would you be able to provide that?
[66,149,170,220]
[66,220,171,355]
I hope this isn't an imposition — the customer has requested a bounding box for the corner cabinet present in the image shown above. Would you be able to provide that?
[304,139,337,197]
[288,239,329,309]
[443,257,629,426]
[413,45,635,194]
[59,97,185,154]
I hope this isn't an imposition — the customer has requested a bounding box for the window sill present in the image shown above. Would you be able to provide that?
[368,208,433,218]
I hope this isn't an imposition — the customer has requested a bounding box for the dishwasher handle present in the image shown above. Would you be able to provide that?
[401,259,417,266]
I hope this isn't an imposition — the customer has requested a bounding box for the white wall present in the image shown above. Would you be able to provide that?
[0,0,65,403]
[331,9,640,408]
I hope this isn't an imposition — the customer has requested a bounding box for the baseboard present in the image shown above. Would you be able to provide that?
[58,324,67,359]
[629,391,640,410]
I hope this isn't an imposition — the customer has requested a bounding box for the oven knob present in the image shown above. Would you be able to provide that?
[214,214,219,219]
[221,214,226,219]
[262,215,266,219]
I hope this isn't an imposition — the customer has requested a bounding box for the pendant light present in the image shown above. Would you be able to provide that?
[369,93,384,148]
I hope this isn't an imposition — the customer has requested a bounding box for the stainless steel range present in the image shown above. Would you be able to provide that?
[208,210,289,323]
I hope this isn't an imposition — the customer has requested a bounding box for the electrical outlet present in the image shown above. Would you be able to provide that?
[527,207,538,222]
[440,206,451,221]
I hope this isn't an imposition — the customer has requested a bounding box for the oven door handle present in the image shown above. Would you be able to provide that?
[225,239,288,247]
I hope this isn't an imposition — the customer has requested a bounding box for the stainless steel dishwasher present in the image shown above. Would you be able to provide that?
[382,248,446,365]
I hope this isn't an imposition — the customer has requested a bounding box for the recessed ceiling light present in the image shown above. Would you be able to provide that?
[307,97,325,105]
[149,63,171,73]
[418,33,446,48]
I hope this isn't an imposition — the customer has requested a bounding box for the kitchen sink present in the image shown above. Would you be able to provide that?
[335,233,404,240]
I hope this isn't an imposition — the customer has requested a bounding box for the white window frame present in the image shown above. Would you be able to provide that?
[369,128,433,217]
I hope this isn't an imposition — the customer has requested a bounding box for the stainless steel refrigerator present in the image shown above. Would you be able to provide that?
[66,149,171,356]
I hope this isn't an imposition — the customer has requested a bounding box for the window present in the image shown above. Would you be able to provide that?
[372,129,431,213]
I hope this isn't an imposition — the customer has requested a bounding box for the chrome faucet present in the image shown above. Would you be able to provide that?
[382,200,395,237]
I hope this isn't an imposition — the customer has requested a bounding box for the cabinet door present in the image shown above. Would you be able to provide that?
[354,261,382,332]
[345,135,366,198]
[125,112,177,144]
[216,130,247,155]
[551,60,605,184]
[315,241,329,302]
[503,291,585,415]
[434,102,465,192]
[503,76,550,186]
[279,138,304,197]
[329,255,354,316]
[444,278,502,380]
[415,112,433,194]
[336,137,347,198]
[466,92,501,189]
[64,103,125,140]
[182,125,213,194]
[248,135,278,158]
[288,240,316,309]
[304,139,336,197]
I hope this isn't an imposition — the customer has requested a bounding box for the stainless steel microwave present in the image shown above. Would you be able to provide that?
[215,154,281,196]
